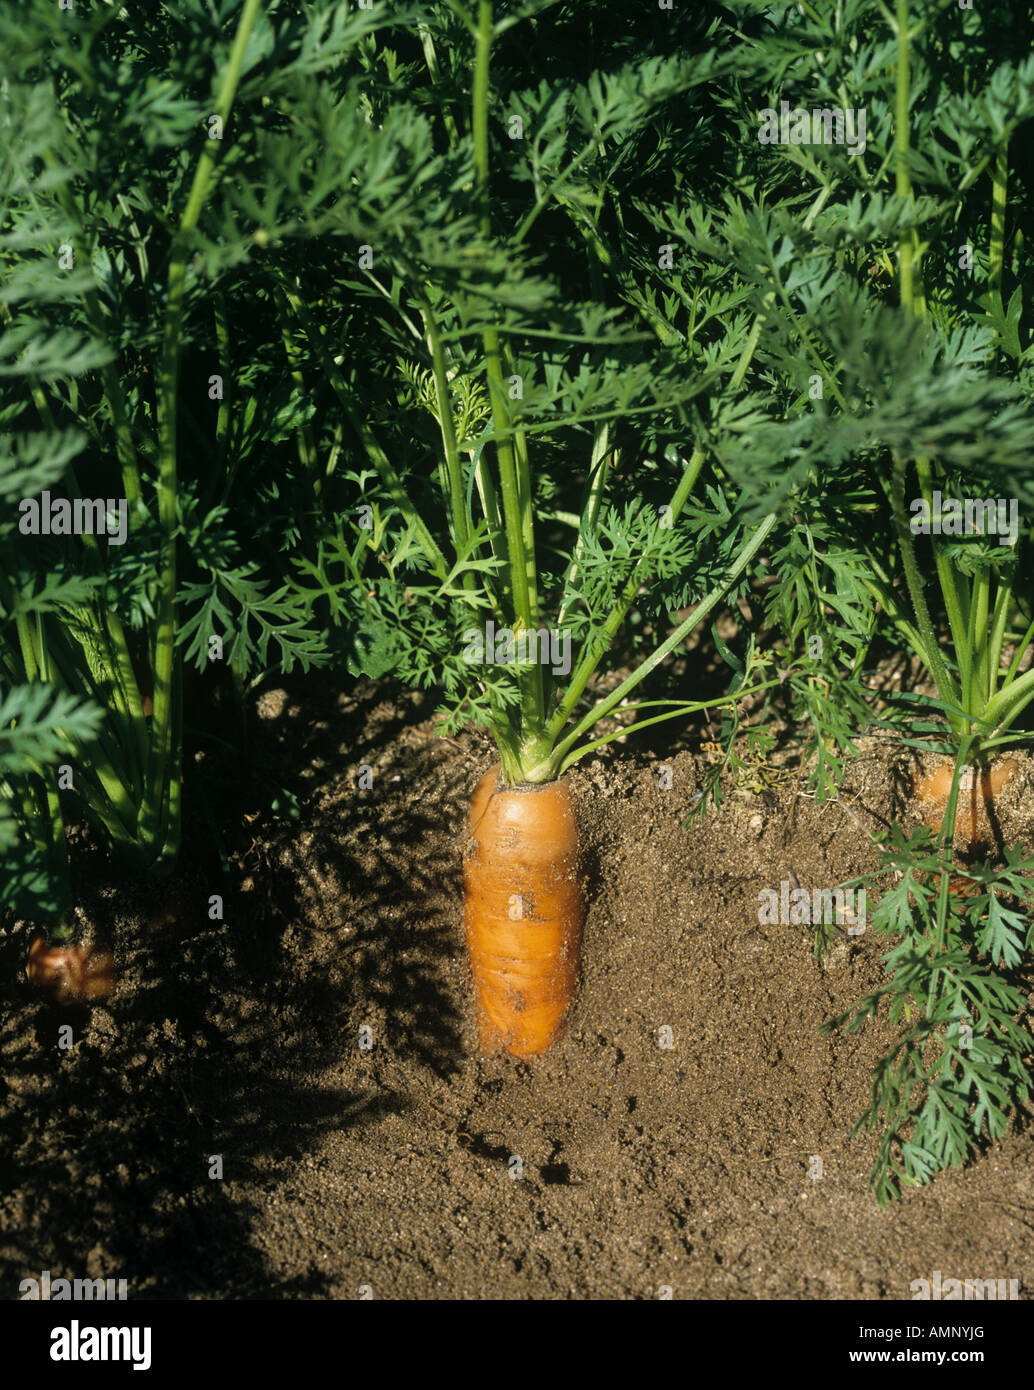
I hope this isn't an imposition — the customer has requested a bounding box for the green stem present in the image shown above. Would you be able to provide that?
[146,0,263,863]
[969,567,990,716]
[472,0,543,734]
[272,280,320,498]
[214,288,232,476]
[470,432,508,585]
[556,421,615,629]
[730,311,764,391]
[558,680,782,773]
[420,297,471,559]
[1002,612,1034,689]
[916,460,970,678]
[421,295,518,744]
[987,580,1011,706]
[4,352,150,792]
[893,0,925,316]
[72,607,147,798]
[43,631,142,833]
[895,0,914,307]
[982,663,1034,734]
[989,142,1008,295]
[416,20,460,144]
[15,613,71,926]
[890,11,974,729]
[860,574,926,665]
[890,449,959,716]
[15,612,39,683]
[548,512,778,775]
[889,455,961,717]
[546,445,707,745]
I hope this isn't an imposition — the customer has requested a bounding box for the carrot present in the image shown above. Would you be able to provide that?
[462,764,583,1057]
[26,935,116,1004]
[914,755,1019,846]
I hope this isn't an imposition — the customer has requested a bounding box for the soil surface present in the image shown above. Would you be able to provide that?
[3,677,1034,1300]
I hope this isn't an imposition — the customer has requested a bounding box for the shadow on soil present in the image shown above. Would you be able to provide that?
[0,677,467,1298]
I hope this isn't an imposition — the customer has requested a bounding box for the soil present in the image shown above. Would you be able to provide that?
[3,676,1034,1300]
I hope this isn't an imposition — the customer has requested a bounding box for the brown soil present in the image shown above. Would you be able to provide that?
[2,678,1034,1300]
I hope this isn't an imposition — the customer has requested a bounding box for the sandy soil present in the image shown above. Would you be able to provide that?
[2,677,1033,1299]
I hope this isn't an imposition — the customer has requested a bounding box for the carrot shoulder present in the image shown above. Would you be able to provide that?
[914,756,1019,845]
[463,765,583,1057]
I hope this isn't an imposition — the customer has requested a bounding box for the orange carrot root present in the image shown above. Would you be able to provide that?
[463,765,583,1058]
[26,935,116,1004]
[914,755,1019,846]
